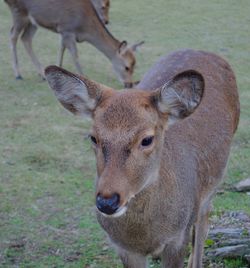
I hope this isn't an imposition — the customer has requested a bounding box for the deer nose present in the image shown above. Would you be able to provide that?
[96,193,120,215]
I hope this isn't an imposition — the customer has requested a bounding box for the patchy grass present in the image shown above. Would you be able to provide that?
[223,258,249,268]
[0,0,249,267]
[206,258,248,268]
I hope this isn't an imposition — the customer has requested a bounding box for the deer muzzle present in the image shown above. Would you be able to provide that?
[96,193,120,215]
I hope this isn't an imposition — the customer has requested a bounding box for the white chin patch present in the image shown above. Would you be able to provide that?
[99,205,128,218]
[113,206,128,217]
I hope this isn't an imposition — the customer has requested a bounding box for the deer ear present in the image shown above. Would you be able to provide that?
[155,70,204,124]
[45,66,104,117]
[118,40,128,53]
[130,41,145,52]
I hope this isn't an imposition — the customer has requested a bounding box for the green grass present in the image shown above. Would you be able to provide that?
[0,0,250,267]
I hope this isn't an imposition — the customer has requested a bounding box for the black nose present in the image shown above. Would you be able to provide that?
[96,193,120,215]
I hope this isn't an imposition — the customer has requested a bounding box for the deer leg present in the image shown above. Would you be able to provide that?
[21,23,45,78]
[9,22,26,79]
[58,35,66,67]
[61,33,83,74]
[187,226,195,268]
[116,247,147,268]
[187,202,211,268]
[161,244,187,268]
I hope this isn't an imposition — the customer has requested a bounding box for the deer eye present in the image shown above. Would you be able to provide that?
[125,66,129,71]
[141,136,154,147]
[90,135,97,144]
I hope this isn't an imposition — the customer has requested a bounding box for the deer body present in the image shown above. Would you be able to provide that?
[45,49,240,267]
[5,0,140,86]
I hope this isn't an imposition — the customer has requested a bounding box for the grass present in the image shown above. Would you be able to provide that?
[0,0,250,267]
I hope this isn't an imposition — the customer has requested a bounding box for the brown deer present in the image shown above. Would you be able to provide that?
[91,0,110,25]
[45,49,240,267]
[4,0,142,87]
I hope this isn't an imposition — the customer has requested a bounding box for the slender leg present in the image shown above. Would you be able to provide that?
[187,226,195,268]
[21,23,45,78]
[61,33,83,74]
[187,203,211,268]
[58,36,66,67]
[9,22,25,79]
[116,247,147,268]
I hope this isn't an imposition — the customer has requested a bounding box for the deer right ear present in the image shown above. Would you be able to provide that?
[45,66,105,117]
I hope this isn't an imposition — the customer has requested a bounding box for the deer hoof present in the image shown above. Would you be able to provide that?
[16,75,23,80]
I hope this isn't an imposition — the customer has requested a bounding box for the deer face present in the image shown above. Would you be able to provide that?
[91,91,166,216]
[45,66,203,217]
[113,41,144,88]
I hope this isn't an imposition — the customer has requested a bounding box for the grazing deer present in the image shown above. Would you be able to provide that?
[91,0,110,25]
[4,0,142,87]
[45,49,240,267]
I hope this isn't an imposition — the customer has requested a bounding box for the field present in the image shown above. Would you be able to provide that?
[0,0,250,267]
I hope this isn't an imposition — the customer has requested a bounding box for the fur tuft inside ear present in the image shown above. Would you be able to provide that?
[45,65,102,116]
[157,70,204,123]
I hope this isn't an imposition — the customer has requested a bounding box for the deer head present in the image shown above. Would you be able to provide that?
[112,41,144,88]
[45,66,204,217]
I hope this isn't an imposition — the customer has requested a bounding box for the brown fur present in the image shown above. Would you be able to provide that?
[45,49,240,267]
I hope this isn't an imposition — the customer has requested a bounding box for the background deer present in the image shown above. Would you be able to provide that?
[4,0,142,87]
[45,49,240,267]
[92,0,110,25]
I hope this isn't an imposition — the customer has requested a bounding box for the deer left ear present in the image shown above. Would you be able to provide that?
[155,70,204,123]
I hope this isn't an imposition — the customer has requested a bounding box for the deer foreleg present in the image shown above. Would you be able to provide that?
[187,202,211,268]
[9,21,25,79]
[161,243,187,268]
[116,246,147,268]
[21,23,44,78]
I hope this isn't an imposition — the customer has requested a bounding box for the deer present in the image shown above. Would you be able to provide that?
[45,49,240,267]
[91,0,110,25]
[4,0,142,87]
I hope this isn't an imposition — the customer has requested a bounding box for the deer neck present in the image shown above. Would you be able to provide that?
[85,19,120,61]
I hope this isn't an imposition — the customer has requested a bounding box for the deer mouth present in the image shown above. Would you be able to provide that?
[96,193,137,218]
[124,80,140,89]
[124,82,133,88]
[96,192,130,218]
[110,205,128,217]
[96,190,137,218]
[97,203,128,218]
